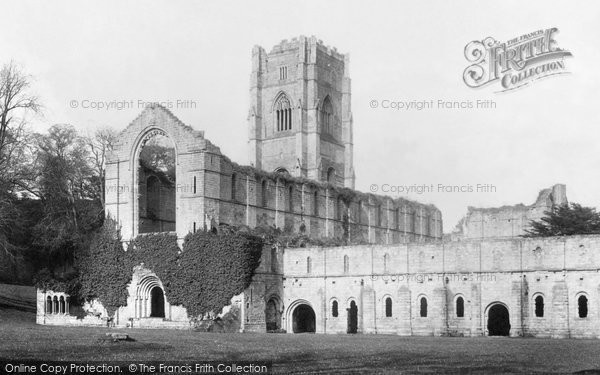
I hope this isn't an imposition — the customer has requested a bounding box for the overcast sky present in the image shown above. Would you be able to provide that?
[3,0,599,231]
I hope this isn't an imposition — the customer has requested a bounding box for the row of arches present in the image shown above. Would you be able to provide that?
[288,298,513,336]
[45,295,69,315]
[229,171,438,237]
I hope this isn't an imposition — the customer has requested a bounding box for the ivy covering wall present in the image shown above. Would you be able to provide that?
[46,219,263,319]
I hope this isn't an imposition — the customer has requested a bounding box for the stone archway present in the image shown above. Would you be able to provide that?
[291,304,316,333]
[487,303,510,336]
[134,274,167,319]
[265,296,282,331]
[150,286,165,318]
[347,300,358,334]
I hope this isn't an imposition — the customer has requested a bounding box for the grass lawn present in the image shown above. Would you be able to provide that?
[2,308,600,374]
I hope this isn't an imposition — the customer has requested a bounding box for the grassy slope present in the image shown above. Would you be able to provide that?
[1,307,600,374]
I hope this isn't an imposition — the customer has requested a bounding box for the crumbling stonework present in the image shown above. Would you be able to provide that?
[450,184,567,240]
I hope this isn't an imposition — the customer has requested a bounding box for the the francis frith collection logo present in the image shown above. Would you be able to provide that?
[463,27,572,92]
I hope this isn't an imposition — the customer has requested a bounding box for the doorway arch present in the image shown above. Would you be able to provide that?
[135,274,168,319]
[347,300,358,334]
[150,286,165,318]
[265,296,282,331]
[287,300,316,333]
[486,302,510,336]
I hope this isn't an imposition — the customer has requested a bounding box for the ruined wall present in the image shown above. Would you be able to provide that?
[282,235,600,338]
[105,105,442,244]
[451,184,567,240]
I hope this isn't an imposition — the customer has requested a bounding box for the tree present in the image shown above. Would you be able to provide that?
[83,127,117,211]
[33,124,103,271]
[0,61,40,267]
[524,203,600,237]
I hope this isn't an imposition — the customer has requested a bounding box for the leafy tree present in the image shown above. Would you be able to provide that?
[0,61,40,279]
[32,124,103,272]
[524,203,600,237]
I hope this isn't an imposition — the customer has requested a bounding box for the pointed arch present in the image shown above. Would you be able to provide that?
[320,95,334,135]
[273,92,293,132]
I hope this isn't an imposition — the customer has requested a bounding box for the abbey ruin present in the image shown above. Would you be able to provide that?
[36,36,600,339]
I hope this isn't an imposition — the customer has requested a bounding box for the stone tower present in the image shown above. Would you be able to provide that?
[248,36,355,188]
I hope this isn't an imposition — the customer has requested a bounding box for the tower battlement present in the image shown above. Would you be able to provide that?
[248,37,355,189]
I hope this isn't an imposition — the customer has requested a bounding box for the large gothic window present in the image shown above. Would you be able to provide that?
[321,96,333,135]
[138,132,176,233]
[275,94,292,132]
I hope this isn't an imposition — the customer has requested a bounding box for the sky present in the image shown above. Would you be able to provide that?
[3,0,599,231]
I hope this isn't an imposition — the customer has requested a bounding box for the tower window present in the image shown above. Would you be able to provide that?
[279,66,288,80]
[313,190,319,216]
[306,256,312,274]
[326,167,336,184]
[332,300,338,317]
[343,255,349,274]
[274,94,292,132]
[321,96,333,135]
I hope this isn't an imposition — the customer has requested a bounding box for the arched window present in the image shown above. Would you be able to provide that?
[420,297,428,317]
[321,97,333,135]
[146,175,160,219]
[578,295,588,318]
[326,167,336,184]
[288,185,294,212]
[313,190,319,216]
[53,296,59,315]
[59,296,66,314]
[456,296,465,318]
[261,180,268,207]
[275,94,292,131]
[271,247,277,273]
[306,257,312,274]
[231,173,237,201]
[357,201,363,224]
[46,296,52,314]
[535,295,544,317]
[383,253,390,274]
[376,205,382,227]
[343,255,349,274]
[395,207,400,230]
[337,197,345,220]
[411,210,417,233]
[332,300,339,317]
[385,297,393,317]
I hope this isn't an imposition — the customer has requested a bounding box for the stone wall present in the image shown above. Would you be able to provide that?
[451,184,567,239]
[282,234,600,338]
[105,105,442,244]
